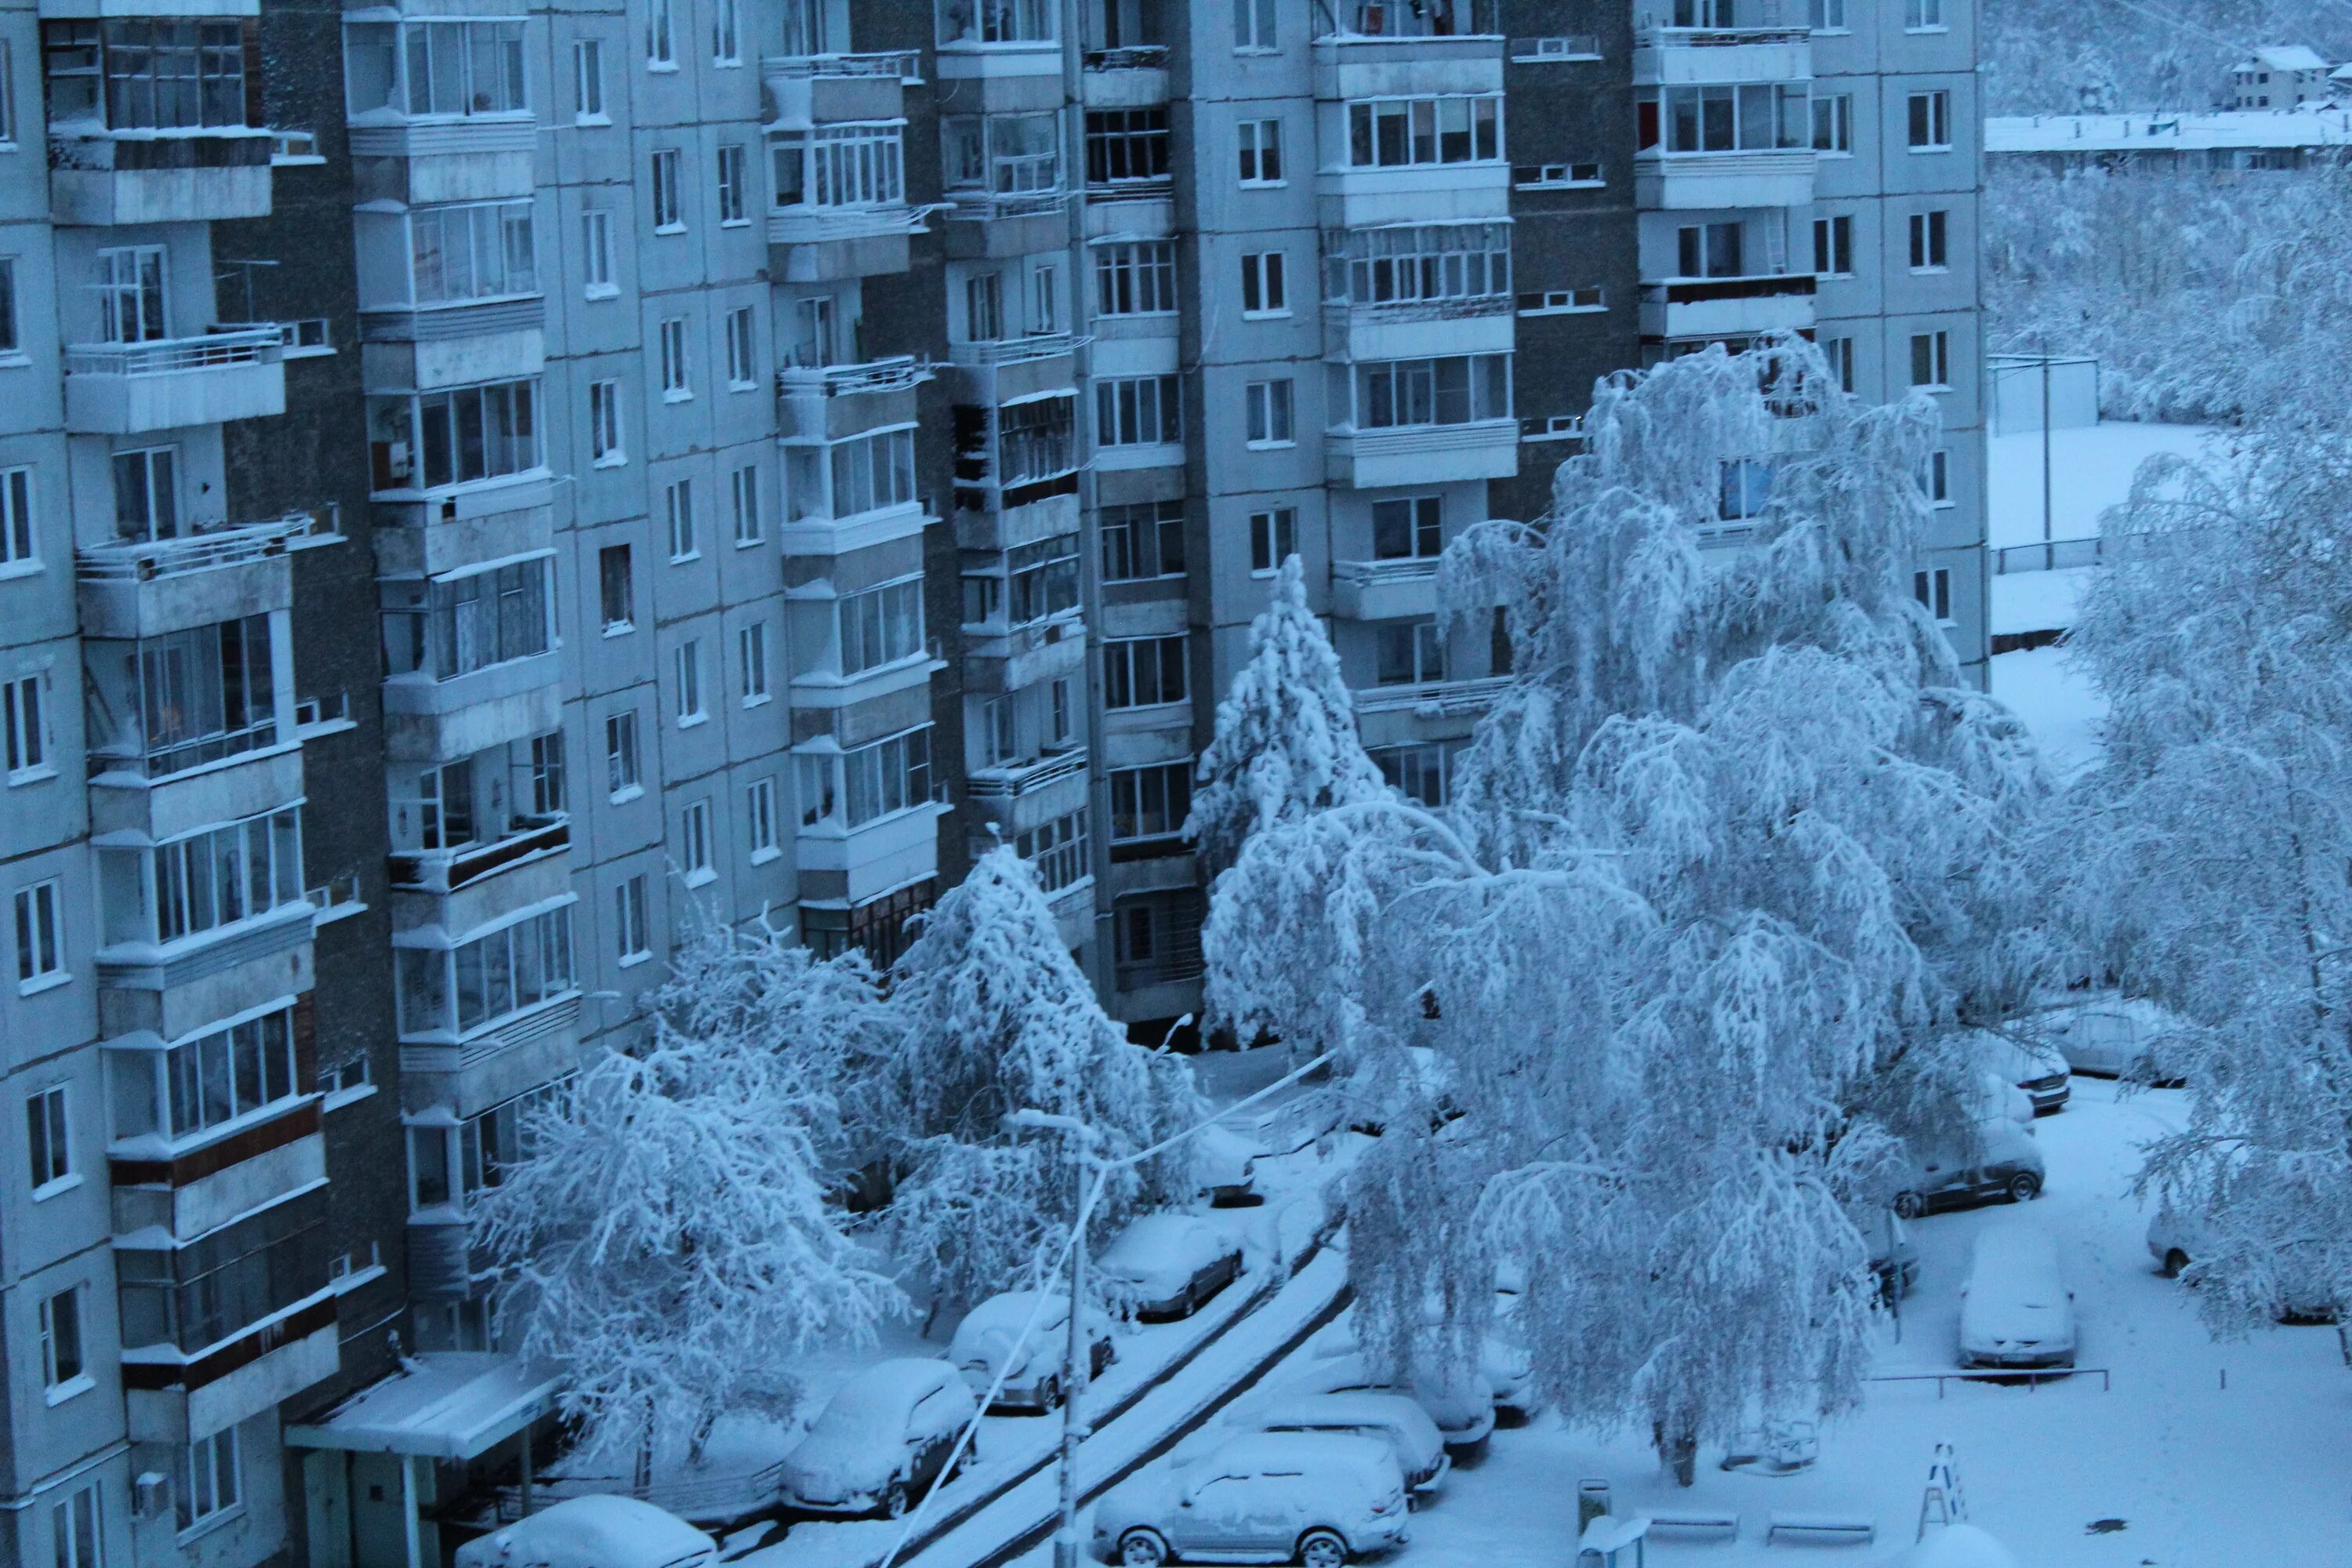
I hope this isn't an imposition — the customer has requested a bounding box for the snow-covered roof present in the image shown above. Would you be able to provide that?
[2241,45,2329,72]
[1987,110,2352,154]
[285,1353,562,1460]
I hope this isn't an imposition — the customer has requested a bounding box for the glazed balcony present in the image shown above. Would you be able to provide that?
[1352,673,1513,717]
[1327,419,1519,488]
[1313,7,1504,103]
[64,326,285,434]
[389,815,569,897]
[1081,45,1170,109]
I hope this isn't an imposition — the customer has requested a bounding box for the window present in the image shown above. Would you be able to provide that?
[1085,108,1170,186]
[1922,448,1951,505]
[0,40,14,144]
[1018,811,1090,893]
[599,544,633,632]
[528,731,566,817]
[1911,329,1951,388]
[1094,241,1177,315]
[1914,567,1953,622]
[27,1083,69,1192]
[714,308,755,390]
[1375,622,1446,685]
[1907,90,1952,151]
[5,673,45,777]
[652,148,684,229]
[775,122,907,208]
[1115,893,1203,976]
[1238,118,1283,183]
[1519,286,1604,314]
[995,397,1077,487]
[1351,354,1512,428]
[659,317,691,398]
[1639,84,1809,154]
[713,0,739,60]
[1234,0,1276,49]
[177,1428,241,1535]
[942,0,1056,43]
[1108,763,1191,844]
[1103,635,1188,710]
[341,19,525,118]
[793,427,917,521]
[674,639,704,723]
[96,246,166,343]
[1240,250,1287,314]
[395,907,575,1037]
[369,379,542,490]
[582,210,616,296]
[147,1007,299,1138]
[1327,223,1511,307]
[982,696,1015,764]
[1372,495,1442,559]
[380,560,551,680]
[964,272,1004,341]
[747,777,779,860]
[38,1287,84,1393]
[574,38,605,120]
[1051,678,1074,745]
[797,727,933,829]
[717,144,747,223]
[1719,458,1774,521]
[51,1484,102,1568]
[1244,379,1295,446]
[1028,260,1060,334]
[1681,221,1744,278]
[0,466,31,566]
[1811,93,1853,152]
[1821,335,1855,393]
[666,478,696,559]
[681,800,713,882]
[1374,742,1457,808]
[85,615,276,777]
[1097,375,1183,447]
[941,112,1060,198]
[1809,0,1847,28]
[731,464,760,544]
[606,710,640,796]
[739,620,769,702]
[0,257,18,358]
[1812,215,1853,277]
[49,19,256,131]
[122,808,304,945]
[1249,507,1296,574]
[1906,0,1945,27]
[1909,209,1949,270]
[1347,96,1503,169]
[1101,499,1185,581]
[964,538,1079,626]
[589,379,622,463]
[647,0,674,63]
[406,199,536,303]
[839,578,925,673]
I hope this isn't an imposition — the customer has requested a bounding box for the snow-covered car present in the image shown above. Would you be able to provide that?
[2147,1207,2339,1323]
[951,1290,1116,1412]
[1958,1227,2076,1370]
[1984,1037,2071,1116]
[1098,1215,1246,1321]
[2042,996,2186,1085]
[1345,1046,1463,1138]
[1966,1069,2034,1127]
[1892,1123,2045,1218]
[1237,1393,1450,1502]
[1198,1125,1263,1207]
[1287,1351,1496,1461]
[775,1359,976,1519]
[1091,1433,1410,1568]
[454,1496,715,1568]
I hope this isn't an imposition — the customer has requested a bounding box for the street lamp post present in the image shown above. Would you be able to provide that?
[1008,1109,1104,1568]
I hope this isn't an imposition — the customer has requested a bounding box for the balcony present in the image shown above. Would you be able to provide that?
[399,990,583,1120]
[49,125,274,225]
[1633,25,1810,86]
[1639,273,1817,341]
[1313,25,1504,103]
[382,655,564,765]
[776,354,933,442]
[1330,557,1442,620]
[111,1100,325,1246]
[390,816,569,896]
[761,49,924,82]
[1324,296,1514,364]
[967,747,1091,833]
[124,1290,339,1445]
[796,804,948,906]
[950,332,1080,370]
[1352,673,1514,717]
[346,117,537,205]
[64,326,285,434]
[944,185,1070,260]
[963,612,1087,695]
[768,203,934,278]
[1327,419,1519,488]
[76,511,311,640]
[1634,149,1815,209]
[1082,45,1171,108]
[761,51,918,129]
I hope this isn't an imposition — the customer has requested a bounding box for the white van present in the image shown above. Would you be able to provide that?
[1092,1433,1408,1567]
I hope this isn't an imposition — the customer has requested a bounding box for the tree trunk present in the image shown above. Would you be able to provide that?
[1654,1422,1698,1487]
[633,1397,655,1494]
[686,1404,718,1468]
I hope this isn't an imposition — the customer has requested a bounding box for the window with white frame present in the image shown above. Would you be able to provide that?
[1719,457,1774,521]
[731,464,760,543]
[725,306,756,386]
[395,906,575,1036]
[1374,621,1446,685]
[38,1286,84,1394]
[1372,495,1442,559]
[589,379,622,463]
[1905,0,1945,28]
[606,710,640,795]
[0,256,21,358]
[962,537,1079,626]
[941,0,1056,43]
[27,1082,70,1192]
[1018,811,1089,893]
[747,777,779,860]
[647,0,675,63]
[1234,0,1276,49]
[1327,223,1511,307]
[1922,448,1952,505]
[343,20,525,118]
[1640,83,1809,154]
[0,466,31,566]
[1911,329,1951,388]
[405,200,535,304]
[1093,241,1176,315]
[681,800,713,882]
[1812,92,1853,152]
[1103,635,1188,710]
[1909,209,1949,270]
[659,317,691,398]
[1238,117,1284,183]
[379,559,552,680]
[1244,379,1294,445]
[940,113,1059,198]
[1914,566,1953,622]
[1808,0,1847,29]
[0,40,16,144]
[786,427,917,522]
[367,379,542,490]
[118,1006,299,1139]
[1097,375,1182,447]
[5,672,45,778]
[100,807,303,946]
[1907,90,1952,151]
[1812,214,1853,277]
[739,620,769,702]
[1345,96,1502,167]
[1821,335,1855,393]
[674,639,704,723]
[1108,763,1190,843]
[713,0,740,60]
[582,210,616,295]
[1249,507,1296,574]
[666,478,696,559]
[651,148,684,228]
[14,879,61,986]
[797,726,932,829]
[1374,741,1457,808]
[177,1428,241,1535]
[50,1483,101,1568]
[1101,499,1185,582]
[1348,354,1512,428]
[717,143,747,223]
[573,37,604,120]
[1240,250,1287,314]
[838,578,925,674]
[599,544,633,631]
[774,122,907,208]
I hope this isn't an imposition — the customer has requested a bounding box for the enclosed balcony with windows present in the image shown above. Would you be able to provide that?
[1325,352,1518,486]
[952,392,1080,521]
[379,554,561,764]
[1637,209,1816,340]
[941,113,1066,253]
[83,612,290,785]
[768,120,921,252]
[960,532,1084,691]
[1080,0,1167,104]
[343,19,535,204]
[967,678,1087,827]
[97,805,306,960]
[1319,93,1509,227]
[782,424,927,548]
[366,377,544,498]
[937,0,1059,76]
[788,572,934,706]
[793,727,946,901]
[387,733,568,898]
[1633,0,1811,85]
[394,903,580,1109]
[354,198,544,386]
[763,2,918,132]
[1323,220,1515,361]
[42,18,276,223]
[1635,80,1817,209]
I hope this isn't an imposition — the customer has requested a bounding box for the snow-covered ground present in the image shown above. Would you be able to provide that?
[1990,646,2103,780]
[1014,1082,2349,1567]
[1987,422,2220,550]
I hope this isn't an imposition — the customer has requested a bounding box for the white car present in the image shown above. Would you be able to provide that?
[776,1359,976,1519]
[2043,996,2185,1084]
[1984,1036,2071,1116]
[1286,1351,1496,1461]
[2147,1207,2338,1323]
[1958,1228,2077,1370]
[1239,1392,1450,1501]
[455,1497,714,1568]
[1091,1433,1409,1568]
[1198,1125,1263,1207]
[951,1290,1116,1412]
[1098,1214,1246,1320]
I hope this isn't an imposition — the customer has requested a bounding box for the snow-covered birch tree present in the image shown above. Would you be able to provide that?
[474,915,902,1469]
[1185,554,1388,873]
[1207,340,2054,1479]
[883,848,1207,1318]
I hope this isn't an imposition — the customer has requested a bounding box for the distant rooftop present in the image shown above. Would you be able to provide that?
[2238,45,2331,73]
[1987,109,2352,154]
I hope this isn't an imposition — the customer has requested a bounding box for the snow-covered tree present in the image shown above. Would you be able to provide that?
[1185,554,1388,873]
[883,848,1206,1317]
[1207,340,2053,1479]
[474,916,902,1468]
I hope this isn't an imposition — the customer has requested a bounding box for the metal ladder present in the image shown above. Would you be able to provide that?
[1916,1443,1969,1541]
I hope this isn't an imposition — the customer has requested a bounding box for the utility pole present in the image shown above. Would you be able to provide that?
[1008,1109,1103,1568]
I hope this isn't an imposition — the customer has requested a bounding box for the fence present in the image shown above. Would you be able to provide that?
[1870,1367,2111,1396]
[1993,536,2105,575]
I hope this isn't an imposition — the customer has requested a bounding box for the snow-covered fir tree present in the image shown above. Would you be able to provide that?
[883,847,1207,1318]
[1206,341,2054,1480]
[1185,554,1388,873]
[474,913,902,1469]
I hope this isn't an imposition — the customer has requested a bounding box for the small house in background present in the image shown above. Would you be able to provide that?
[2230,46,2335,109]
[2332,62,2352,100]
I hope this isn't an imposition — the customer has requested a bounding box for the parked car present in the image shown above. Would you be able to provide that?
[1099,1215,1246,1320]
[1980,1036,2071,1116]
[1958,1227,2076,1370]
[455,1497,714,1568]
[2147,1207,2339,1323]
[1237,1393,1450,1502]
[951,1290,1116,1412]
[776,1359,976,1519]
[2044,996,2186,1085]
[1287,1351,1496,1461]
[1198,1125,1263,1207]
[1091,1433,1409,1568]
[1892,1123,2045,1218]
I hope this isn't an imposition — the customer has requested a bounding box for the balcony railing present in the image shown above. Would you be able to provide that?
[1642,273,1818,304]
[77,510,317,583]
[1084,45,1171,69]
[967,747,1087,800]
[388,815,570,895]
[775,354,933,397]
[1352,673,1514,716]
[762,49,923,80]
[947,183,1069,220]
[949,332,1082,368]
[1331,557,1441,589]
[1327,293,1514,324]
[64,325,282,377]
[1635,24,1811,47]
